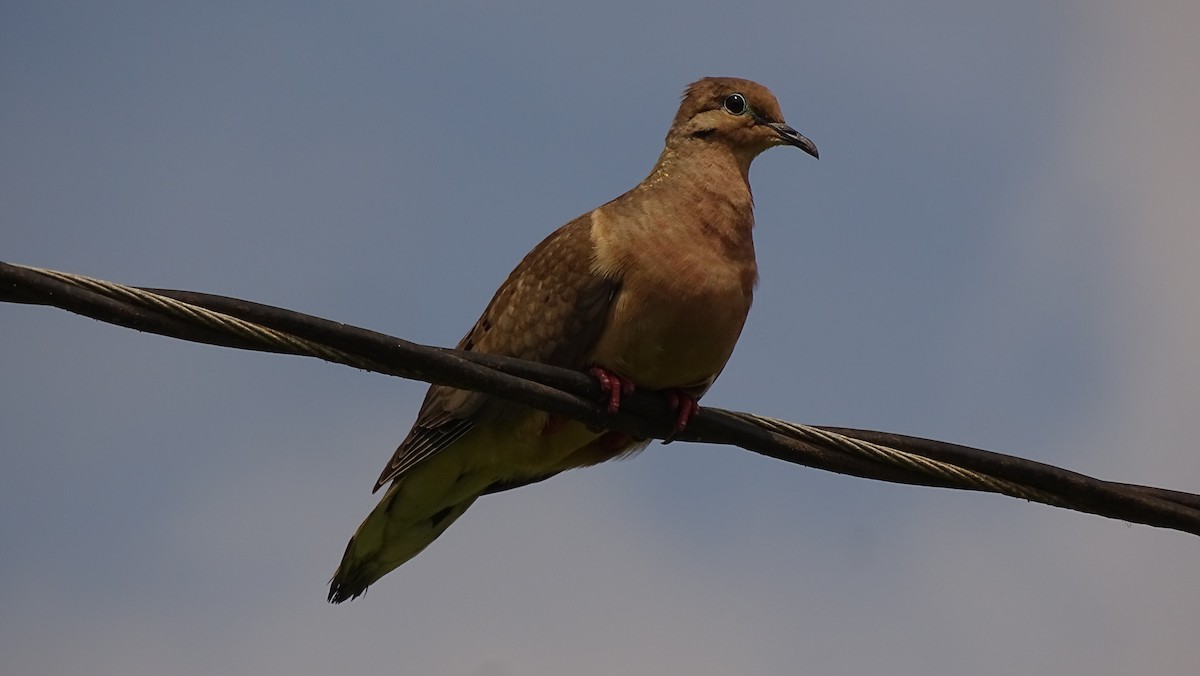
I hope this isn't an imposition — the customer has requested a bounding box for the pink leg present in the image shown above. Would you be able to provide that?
[665,390,701,434]
[588,367,636,414]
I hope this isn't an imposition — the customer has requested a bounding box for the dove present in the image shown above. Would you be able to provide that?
[328,77,817,602]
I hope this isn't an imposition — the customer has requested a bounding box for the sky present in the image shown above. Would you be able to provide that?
[2,2,1198,674]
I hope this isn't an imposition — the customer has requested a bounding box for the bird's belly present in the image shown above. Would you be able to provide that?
[592,275,752,390]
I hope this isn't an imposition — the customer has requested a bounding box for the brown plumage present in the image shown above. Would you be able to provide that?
[329,77,817,602]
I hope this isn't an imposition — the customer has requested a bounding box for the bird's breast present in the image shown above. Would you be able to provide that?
[589,244,756,391]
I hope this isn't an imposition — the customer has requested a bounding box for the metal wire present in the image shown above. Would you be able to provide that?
[5,260,1199,537]
[729,413,1066,505]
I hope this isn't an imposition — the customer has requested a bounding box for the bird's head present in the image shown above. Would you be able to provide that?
[667,77,818,163]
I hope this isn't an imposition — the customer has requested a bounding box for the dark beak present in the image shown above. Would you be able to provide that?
[768,122,819,159]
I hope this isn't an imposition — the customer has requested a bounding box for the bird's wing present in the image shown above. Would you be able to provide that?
[373,216,619,491]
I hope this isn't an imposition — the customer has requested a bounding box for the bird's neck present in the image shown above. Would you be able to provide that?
[639,144,757,230]
[650,141,756,186]
[589,143,758,288]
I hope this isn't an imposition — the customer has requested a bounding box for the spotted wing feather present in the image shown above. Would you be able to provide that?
[373,216,618,491]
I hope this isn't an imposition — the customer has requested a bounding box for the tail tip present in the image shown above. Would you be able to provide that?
[328,568,371,604]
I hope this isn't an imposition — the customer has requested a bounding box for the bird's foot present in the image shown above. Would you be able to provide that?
[663,389,700,441]
[588,367,636,414]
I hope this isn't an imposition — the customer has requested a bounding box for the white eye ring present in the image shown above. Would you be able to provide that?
[722,93,748,116]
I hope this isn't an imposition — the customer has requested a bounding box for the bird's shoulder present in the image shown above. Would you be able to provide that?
[460,214,617,362]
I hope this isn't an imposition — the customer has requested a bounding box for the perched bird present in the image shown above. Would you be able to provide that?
[328,77,817,602]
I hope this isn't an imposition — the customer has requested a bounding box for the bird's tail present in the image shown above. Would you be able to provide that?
[328,484,477,603]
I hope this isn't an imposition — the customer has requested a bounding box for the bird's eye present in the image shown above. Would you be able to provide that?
[722,93,748,115]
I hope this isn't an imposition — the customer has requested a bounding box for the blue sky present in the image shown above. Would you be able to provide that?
[3,2,1198,674]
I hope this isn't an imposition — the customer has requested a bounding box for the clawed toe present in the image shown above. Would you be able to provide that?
[664,390,701,439]
[588,367,637,414]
